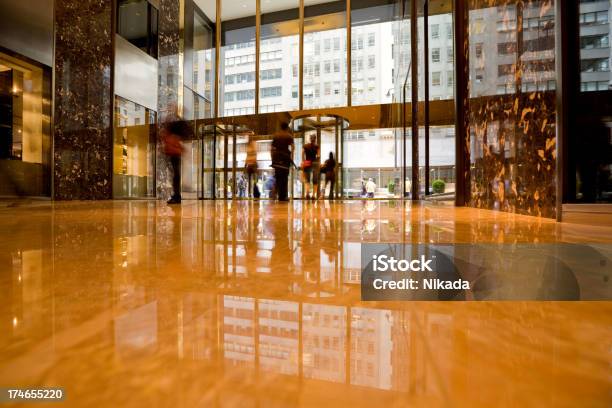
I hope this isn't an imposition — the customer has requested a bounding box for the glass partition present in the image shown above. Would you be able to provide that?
[113,96,156,198]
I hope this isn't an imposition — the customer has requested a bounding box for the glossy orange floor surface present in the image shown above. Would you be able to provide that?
[0,200,610,407]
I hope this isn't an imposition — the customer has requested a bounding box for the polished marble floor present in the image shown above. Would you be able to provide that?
[0,200,611,407]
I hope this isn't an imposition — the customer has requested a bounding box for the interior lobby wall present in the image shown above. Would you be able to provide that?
[53,0,114,199]
[0,0,54,67]
[461,0,557,218]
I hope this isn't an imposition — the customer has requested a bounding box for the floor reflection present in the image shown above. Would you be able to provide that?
[0,200,611,406]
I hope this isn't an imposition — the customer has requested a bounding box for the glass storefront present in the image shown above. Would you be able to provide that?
[0,50,51,197]
[113,96,156,198]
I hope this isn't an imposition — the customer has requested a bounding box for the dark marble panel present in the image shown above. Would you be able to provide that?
[465,0,557,218]
[53,0,113,200]
[156,0,181,199]
[468,92,557,217]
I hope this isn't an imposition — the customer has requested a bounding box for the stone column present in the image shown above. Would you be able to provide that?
[53,0,113,200]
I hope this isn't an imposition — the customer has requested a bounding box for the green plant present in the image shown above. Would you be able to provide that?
[432,179,445,194]
[387,181,395,194]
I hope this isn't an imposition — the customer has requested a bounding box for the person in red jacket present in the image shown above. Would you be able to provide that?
[162,120,191,204]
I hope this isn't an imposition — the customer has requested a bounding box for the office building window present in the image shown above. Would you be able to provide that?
[431,24,439,39]
[368,32,375,47]
[261,86,282,98]
[432,72,441,86]
[368,55,375,69]
[432,48,440,63]
[324,61,331,74]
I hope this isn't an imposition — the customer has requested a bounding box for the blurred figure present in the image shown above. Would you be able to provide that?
[366,178,376,198]
[162,120,191,204]
[237,174,246,198]
[322,152,336,200]
[245,137,258,197]
[271,122,294,201]
[302,134,320,200]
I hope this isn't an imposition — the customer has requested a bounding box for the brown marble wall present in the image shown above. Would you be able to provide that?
[53,0,113,200]
[465,0,557,218]
[156,0,182,199]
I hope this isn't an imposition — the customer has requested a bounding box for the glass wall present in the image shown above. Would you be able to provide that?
[573,0,612,202]
[0,51,51,197]
[260,1,300,113]
[113,96,156,198]
[350,0,396,106]
[220,1,256,117]
[343,128,401,198]
[303,0,348,109]
[579,0,611,92]
[426,11,454,101]
[193,10,215,119]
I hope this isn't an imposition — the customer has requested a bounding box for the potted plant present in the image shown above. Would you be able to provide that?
[432,179,445,194]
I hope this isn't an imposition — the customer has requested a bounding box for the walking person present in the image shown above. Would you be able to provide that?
[271,122,294,201]
[322,152,336,200]
[366,177,377,198]
[245,137,258,197]
[302,134,320,200]
[162,120,191,204]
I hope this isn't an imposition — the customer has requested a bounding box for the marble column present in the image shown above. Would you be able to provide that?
[463,0,557,218]
[53,0,113,200]
[156,0,182,199]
